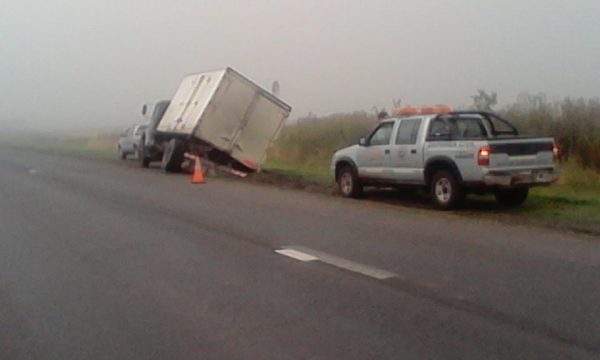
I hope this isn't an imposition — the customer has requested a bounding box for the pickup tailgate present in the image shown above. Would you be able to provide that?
[488,137,555,169]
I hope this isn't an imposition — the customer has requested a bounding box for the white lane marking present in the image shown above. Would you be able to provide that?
[275,249,318,262]
[277,246,397,280]
[28,169,38,174]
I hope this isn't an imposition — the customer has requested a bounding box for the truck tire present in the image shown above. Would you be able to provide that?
[161,139,185,173]
[118,146,126,160]
[337,165,363,198]
[494,188,529,207]
[137,136,151,168]
[430,170,463,210]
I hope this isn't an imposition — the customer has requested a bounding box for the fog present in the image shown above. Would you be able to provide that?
[1,0,599,131]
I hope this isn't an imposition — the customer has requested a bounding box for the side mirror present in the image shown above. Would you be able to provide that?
[359,137,367,146]
[141,104,148,116]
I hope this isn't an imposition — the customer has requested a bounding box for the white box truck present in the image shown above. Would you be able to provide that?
[138,67,292,172]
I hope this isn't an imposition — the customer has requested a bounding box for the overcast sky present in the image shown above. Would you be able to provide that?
[1,0,599,130]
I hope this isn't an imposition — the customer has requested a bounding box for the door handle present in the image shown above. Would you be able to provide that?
[410,149,417,154]
[384,149,390,154]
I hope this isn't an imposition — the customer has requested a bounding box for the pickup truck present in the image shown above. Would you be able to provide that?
[330,111,559,209]
[117,124,147,160]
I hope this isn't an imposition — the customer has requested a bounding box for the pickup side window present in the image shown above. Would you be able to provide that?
[368,122,394,146]
[484,113,518,136]
[395,119,421,145]
[427,119,451,140]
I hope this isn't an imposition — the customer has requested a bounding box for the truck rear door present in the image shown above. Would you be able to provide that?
[387,117,424,183]
[228,93,290,169]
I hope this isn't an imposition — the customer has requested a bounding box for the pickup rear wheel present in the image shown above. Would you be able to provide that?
[337,165,362,198]
[494,188,529,207]
[430,170,463,210]
[161,139,185,173]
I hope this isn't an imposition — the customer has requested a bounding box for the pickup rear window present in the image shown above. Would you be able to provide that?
[428,113,519,140]
[428,117,488,140]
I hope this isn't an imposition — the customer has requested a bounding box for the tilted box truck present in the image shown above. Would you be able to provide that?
[138,67,292,172]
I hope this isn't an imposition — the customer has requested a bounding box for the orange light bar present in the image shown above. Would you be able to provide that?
[392,105,453,117]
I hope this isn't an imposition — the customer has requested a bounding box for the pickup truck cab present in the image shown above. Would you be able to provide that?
[331,111,559,209]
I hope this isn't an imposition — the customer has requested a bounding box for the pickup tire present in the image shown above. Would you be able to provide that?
[337,165,363,198]
[161,139,185,173]
[137,136,151,168]
[430,170,463,210]
[494,188,529,207]
[118,146,126,160]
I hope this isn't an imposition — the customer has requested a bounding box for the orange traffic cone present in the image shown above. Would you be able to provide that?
[191,156,205,184]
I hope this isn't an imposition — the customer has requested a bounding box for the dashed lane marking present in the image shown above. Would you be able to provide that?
[275,246,397,280]
[274,249,319,262]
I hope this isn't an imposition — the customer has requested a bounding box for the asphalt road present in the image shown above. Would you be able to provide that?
[0,147,598,360]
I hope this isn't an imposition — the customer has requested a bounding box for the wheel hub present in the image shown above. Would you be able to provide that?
[340,173,353,195]
[435,178,451,203]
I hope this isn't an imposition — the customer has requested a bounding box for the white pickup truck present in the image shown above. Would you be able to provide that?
[331,111,559,209]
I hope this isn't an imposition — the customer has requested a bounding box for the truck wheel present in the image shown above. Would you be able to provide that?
[494,188,529,207]
[430,170,463,210]
[161,139,185,173]
[337,165,362,198]
[118,146,126,160]
[137,136,151,168]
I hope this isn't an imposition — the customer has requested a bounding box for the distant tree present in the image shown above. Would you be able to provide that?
[471,89,498,111]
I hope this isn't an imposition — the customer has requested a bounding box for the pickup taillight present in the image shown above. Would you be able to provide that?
[552,142,560,161]
[478,146,491,166]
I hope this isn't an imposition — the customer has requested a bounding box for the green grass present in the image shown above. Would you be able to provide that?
[510,165,600,231]
[264,111,373,184]
[263,160,331,183]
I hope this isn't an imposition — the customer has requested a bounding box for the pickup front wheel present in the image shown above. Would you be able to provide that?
[430,170,463,210]
[337,165,362,198]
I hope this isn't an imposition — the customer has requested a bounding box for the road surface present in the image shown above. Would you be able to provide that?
[0,147,598,359]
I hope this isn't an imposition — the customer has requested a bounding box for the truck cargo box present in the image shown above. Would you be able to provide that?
[156,68,291,170]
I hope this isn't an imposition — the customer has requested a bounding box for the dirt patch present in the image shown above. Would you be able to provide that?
[245,169,336,194]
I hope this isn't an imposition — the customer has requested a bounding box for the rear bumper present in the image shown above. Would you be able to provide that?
[483,168,559,187]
